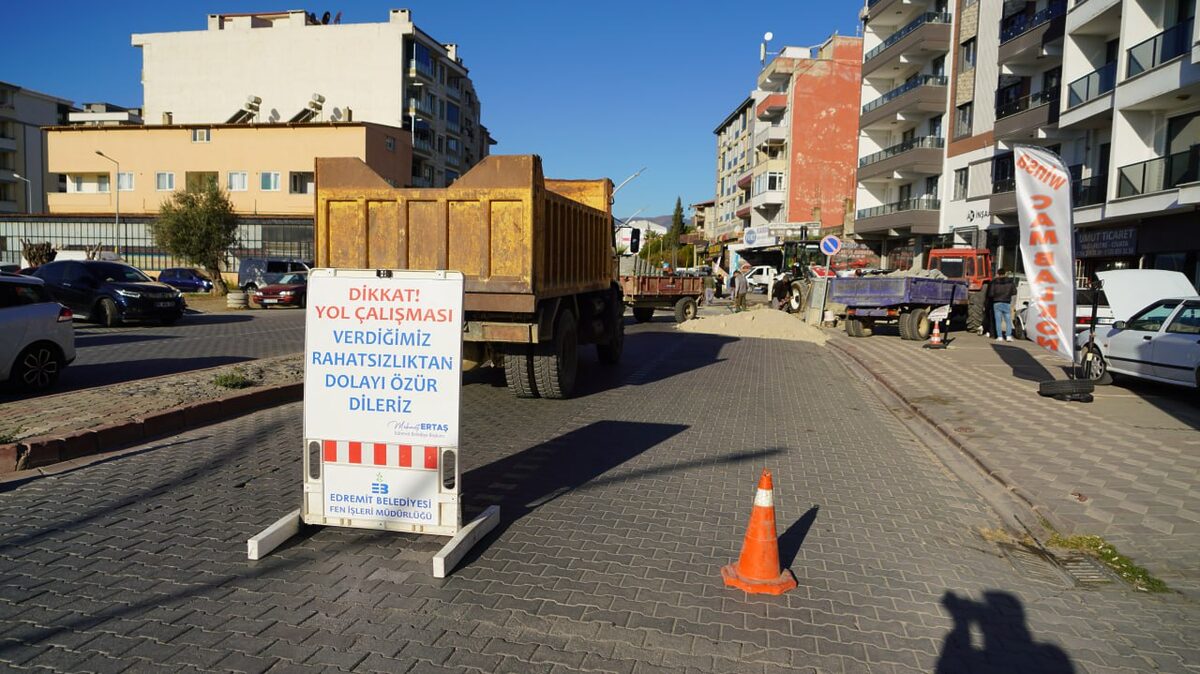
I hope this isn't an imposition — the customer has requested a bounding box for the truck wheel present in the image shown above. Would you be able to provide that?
[503,346,539,399]
[632,307,655,323]
[674,297,697,322]
[845,317,864,338]
[860,318,874,337]
[596,296,624,365]
[910,308,931,340]
[967,290,985,333]
[788,281,808,313]
[898,311,914,340]
[534,310,578,399]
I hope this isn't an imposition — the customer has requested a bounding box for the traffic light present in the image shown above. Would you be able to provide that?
[629,228,641,254]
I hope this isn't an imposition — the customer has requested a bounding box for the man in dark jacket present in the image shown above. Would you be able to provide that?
[989,270,1017,341]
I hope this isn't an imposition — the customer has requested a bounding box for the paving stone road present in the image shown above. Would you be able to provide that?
[1,316,1197,673]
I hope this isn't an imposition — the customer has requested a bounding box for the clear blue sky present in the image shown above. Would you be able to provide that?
[4,1,860,219]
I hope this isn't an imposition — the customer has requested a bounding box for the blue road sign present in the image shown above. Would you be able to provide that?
[819,235,842,256]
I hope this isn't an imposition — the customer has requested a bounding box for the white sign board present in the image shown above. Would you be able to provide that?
[302,268,464,533]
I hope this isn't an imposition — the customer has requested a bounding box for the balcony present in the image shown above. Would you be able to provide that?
[860,75,949,129]
[0,135,15,152]
[1117,149,1198,198]
[862,0,914,25]
[412,136,434,156]
[1127,18,1193,78]
[994,87,1060,140]
[1066,62,1116,108]
[408,98,433,118]
[990,177,1017,215]
[1066,0,1120,35]
[408,59,434,81]
[751,189,785,210]
[736,169,753,190]
[756,94,787,120]
[998,1,1066,64]
[735,203,752,219]
[754,125,788,149]
[857,136,944,182]
[1072,174,1107,207]
[854,196,941,234]
[862,13,953,77]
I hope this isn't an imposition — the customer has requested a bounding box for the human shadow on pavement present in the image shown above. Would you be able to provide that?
[992,344,1055,383]
[935,590,1075,674]
[778,505,819,569]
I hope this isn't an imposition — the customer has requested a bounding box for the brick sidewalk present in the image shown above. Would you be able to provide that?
[832,330,1200,595]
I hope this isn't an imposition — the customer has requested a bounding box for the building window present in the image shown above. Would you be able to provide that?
[959,39,976,71]
[191,128,211,143]
[228,171,248,192]
[953,168,968,200]
[955,102,973,139]
[385,136,395,152]
[260,172,280,191]
[156,172,175,191]
[445,170,459,183]
[117,172,134,191]
[97,174,110,193]
[289,172,314,194]
[925,175,940,199]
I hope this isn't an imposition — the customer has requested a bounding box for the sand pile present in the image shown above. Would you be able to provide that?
[677,307,828,344]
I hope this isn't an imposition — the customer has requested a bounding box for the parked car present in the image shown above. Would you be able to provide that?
[253,271,308,308]
[33,260,186,327]
[1078,269,1200,388]
[158,267,214,293]
[1017,287,1115,339]
[238,258,311,293]
[0,273,76,392]
[743,265,779,293]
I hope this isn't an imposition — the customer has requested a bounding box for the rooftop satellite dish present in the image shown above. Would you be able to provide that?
[764,31,774,41]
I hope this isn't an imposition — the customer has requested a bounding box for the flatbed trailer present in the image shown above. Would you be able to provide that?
[620,275,704,323]
[829,275,968,340]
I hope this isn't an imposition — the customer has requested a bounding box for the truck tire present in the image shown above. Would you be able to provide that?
[788,281,808,313]
[674,297,697,322]
[632,307,655,323]
[534,310,578,399]
[910,307,931,341]
[503,346,538,399]
[845,317,868,338]
[967,290,985,333]
[596,295,624,365]
[898,310,915,340]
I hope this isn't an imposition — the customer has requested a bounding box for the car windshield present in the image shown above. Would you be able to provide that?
[89,263,151,283]
[277,273,307,285]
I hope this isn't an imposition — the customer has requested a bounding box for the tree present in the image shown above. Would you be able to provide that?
[20,240,56,267]
[667,197,685,249]
[152,182,237,295]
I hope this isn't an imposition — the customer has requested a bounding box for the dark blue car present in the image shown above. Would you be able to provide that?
[157,267,213,293]
[34,260,185,327]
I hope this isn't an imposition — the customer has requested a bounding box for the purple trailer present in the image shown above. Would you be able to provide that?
[829,275,968,340]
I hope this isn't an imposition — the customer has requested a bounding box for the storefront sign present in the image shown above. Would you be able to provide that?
[1076,227,1136,259]
[1014,145,1075,362]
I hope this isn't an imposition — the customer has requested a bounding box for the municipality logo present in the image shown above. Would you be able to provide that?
[370,473,389,495]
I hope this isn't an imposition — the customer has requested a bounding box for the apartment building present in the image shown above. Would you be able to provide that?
[858,0,1200,286]
[0,82,73,214]
[713,97,755,244]
[45,122,411,216]
[132,9,493,188]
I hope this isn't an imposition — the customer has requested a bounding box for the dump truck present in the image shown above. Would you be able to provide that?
[314,155,623,399]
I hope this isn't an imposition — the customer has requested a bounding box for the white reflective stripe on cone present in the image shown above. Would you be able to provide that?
[754,488,773,508]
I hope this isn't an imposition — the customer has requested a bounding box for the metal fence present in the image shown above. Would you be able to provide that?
[0,215,314,273]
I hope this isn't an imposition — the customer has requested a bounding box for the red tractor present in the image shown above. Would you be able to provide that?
[925,248,993,332]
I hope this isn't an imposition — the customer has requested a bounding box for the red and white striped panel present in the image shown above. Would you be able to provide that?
[321,440,439,471]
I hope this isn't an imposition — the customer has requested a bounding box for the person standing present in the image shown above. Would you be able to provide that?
[732,270,748,312]
[989,270,1017,342]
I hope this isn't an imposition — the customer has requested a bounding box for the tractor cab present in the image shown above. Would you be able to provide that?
[926,248,993,291]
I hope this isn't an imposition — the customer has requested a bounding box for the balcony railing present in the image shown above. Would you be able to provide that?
[1067,62,1117,107]
[993,177,1016,194]
[1117,148,1199,197]
[856,195,940,219]
[863,13,953,62]
[1072,174,1107,206]
[862,75,949,114]
[1127,18,1194,77]
[995,86,1060,120]
[409,59,434,79]
[1000,0,1067,44]
[859,136,945,167]
[408,98,434,117]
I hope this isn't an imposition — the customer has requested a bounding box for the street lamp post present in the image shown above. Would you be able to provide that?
[95,151,120,253]
[11,173,31,214]
[408,82,425,185]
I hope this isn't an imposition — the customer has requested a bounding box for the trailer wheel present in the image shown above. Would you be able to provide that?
[898,311,915,340]
[910,307,931,340]
[967,290,985,333]
[534,310,578,399]
[674,297,698,322]
[632,307,655,323]
[503,346,539,399]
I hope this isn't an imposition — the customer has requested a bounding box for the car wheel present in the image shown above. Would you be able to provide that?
[97,297,122,327]
[1082,346,1113,385]
[12,343,63,392]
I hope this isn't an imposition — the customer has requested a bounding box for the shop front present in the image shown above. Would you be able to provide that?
[1075,225,1139,283]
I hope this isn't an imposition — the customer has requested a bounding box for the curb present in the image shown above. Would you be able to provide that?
[0,382,302,475]
[828,338,1055,526]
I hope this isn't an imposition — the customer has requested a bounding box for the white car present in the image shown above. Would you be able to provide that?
[0,274,76,392]
[743,265,779,293]
[1017,286,1115,338]
[1077,269,1200,388]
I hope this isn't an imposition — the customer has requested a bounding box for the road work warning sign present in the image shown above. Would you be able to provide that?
[302,268,464,533]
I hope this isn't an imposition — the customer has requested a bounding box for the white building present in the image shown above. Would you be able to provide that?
[132,9,493,187]
[0,81,73,214]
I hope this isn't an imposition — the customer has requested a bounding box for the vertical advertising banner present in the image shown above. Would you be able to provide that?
[1013,145,1076,363]
[303,269,464,530]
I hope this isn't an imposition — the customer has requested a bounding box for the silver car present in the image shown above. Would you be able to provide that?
[0,274,76,392]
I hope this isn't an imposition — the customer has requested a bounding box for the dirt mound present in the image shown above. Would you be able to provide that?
[677,307,828,344]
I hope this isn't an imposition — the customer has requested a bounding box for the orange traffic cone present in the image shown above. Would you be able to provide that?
[924,320,946,349]
[721,469,798,595]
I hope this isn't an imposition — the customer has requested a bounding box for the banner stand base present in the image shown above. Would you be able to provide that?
[248,508,303,560]
[433,506,501,578]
